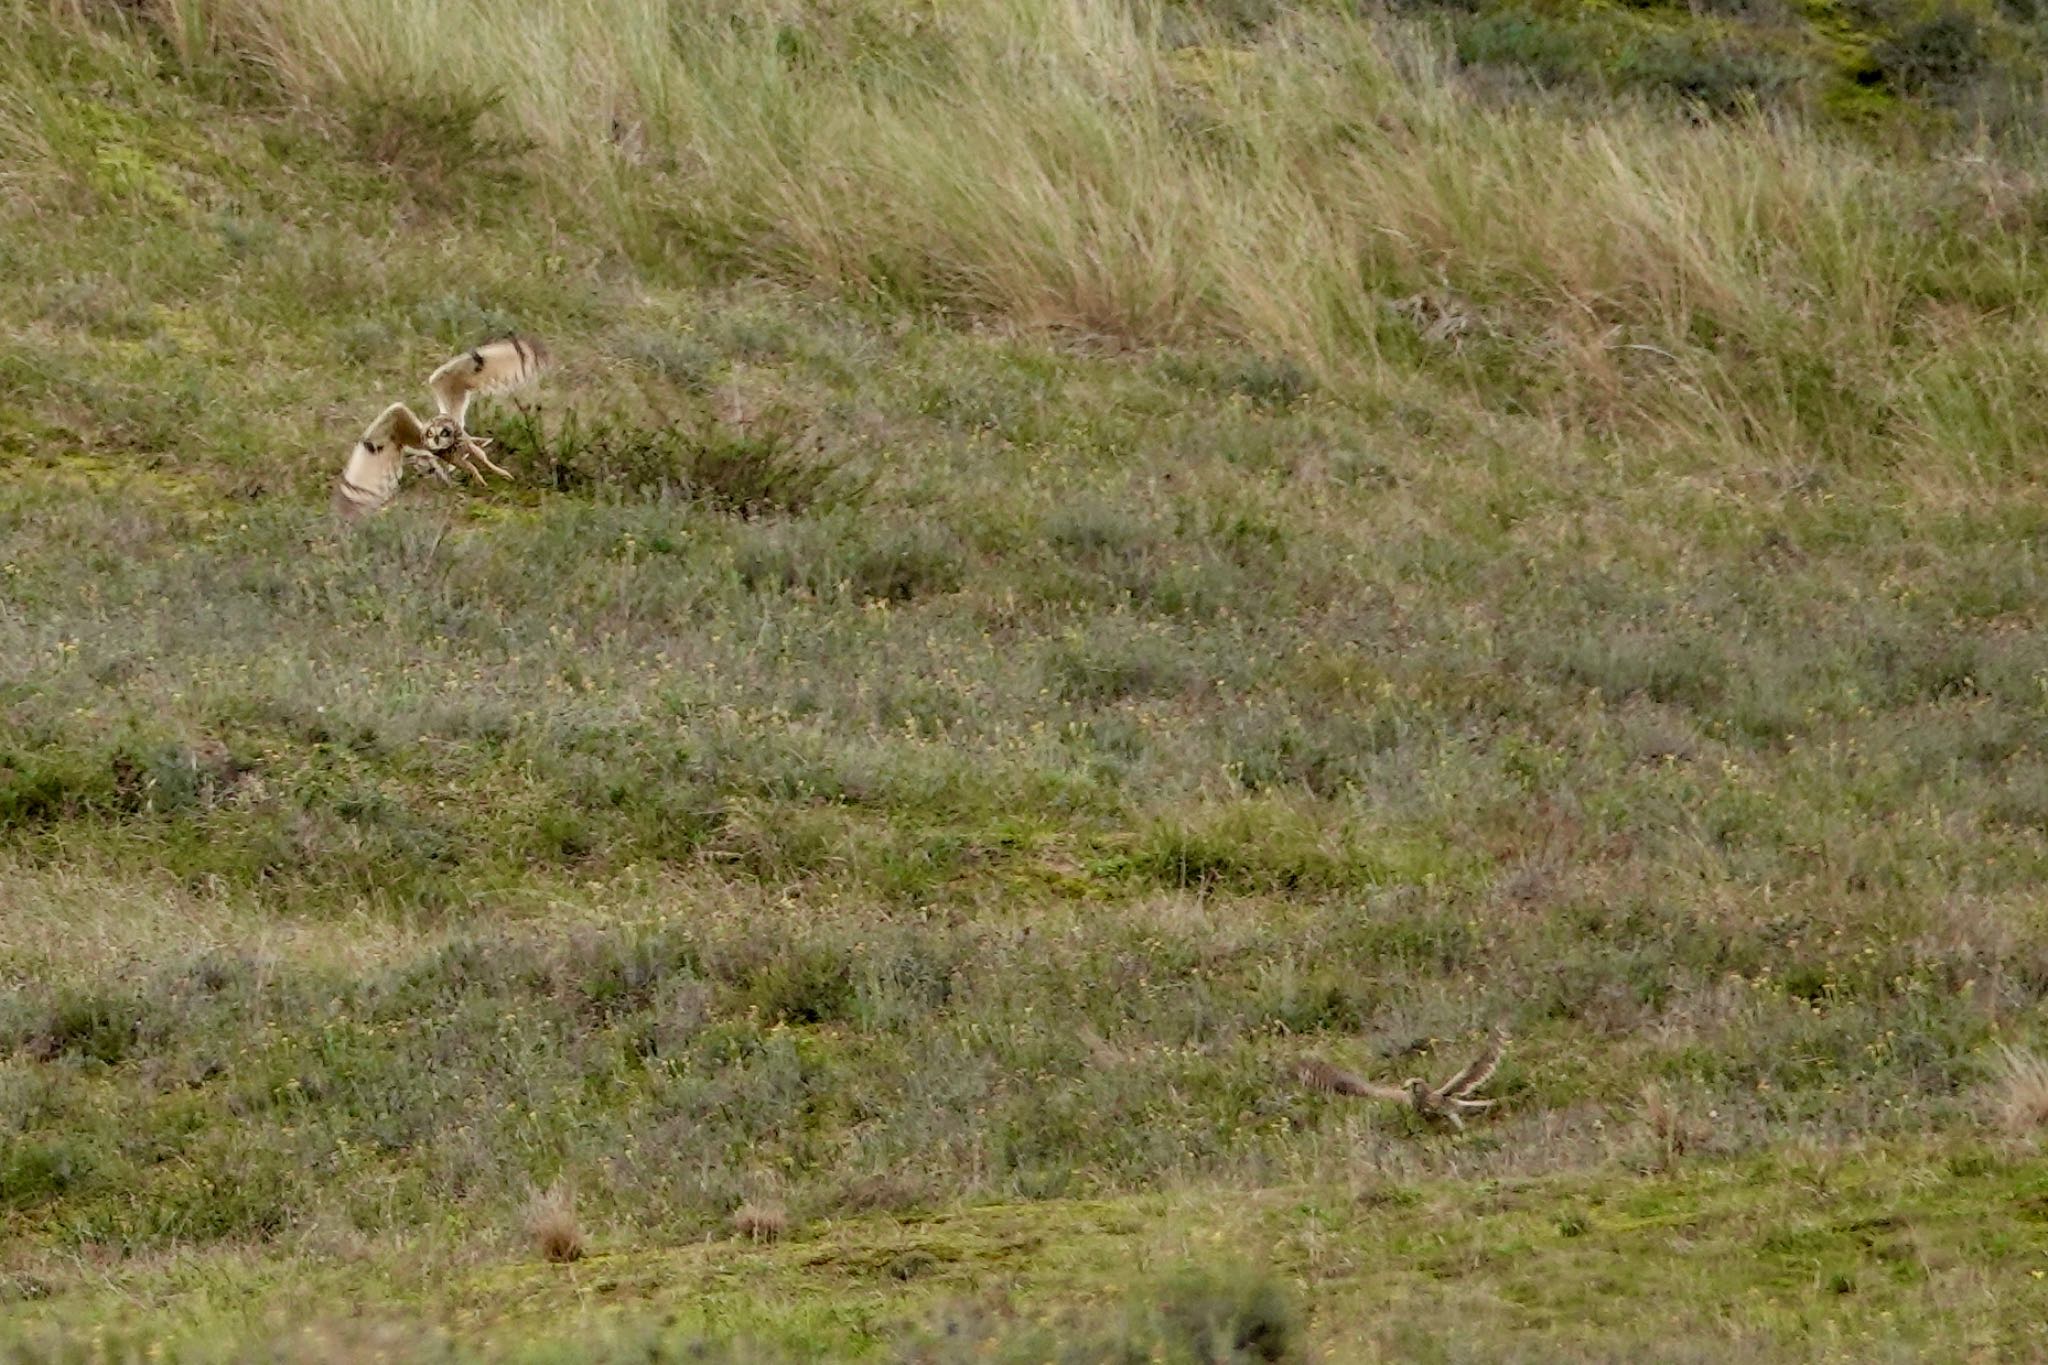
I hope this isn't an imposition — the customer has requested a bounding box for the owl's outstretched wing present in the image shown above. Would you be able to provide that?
[333,402,428,519]
[426,336,549,426]
[1295,1057,1408,1103]
[1437,1030,1507,1100]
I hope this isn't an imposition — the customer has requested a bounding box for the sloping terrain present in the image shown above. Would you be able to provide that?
[4,1,2048,1359]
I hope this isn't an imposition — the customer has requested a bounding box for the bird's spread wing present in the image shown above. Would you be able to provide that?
[1437,1030,1506,1099]
[426,336,548,425]
[334,402,426,519]
[1295,1058,1408,1103]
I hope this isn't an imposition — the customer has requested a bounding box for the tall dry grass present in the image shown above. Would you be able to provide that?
[43,0,2048,468]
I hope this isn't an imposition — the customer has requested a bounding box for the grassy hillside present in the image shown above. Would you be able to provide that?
[6,0,2048,1359]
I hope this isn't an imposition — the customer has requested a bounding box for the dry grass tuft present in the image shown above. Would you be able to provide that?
[1640,1083,1710,1170]
[730,1202,789,1243]
[524,1181,585,1264]
[1991,1046,2048,1136]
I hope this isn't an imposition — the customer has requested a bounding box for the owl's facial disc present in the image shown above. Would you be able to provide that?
[422,417,461,453]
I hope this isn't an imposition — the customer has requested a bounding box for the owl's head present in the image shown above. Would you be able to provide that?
[421,415,462,454]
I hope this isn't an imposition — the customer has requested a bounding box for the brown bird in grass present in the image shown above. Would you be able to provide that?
[332,336,548,519]
[1297,1028,1507,1130]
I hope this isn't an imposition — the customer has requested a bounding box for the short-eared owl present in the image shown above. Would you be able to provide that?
[333,336,548,519]
[1296,1028,1508,1129]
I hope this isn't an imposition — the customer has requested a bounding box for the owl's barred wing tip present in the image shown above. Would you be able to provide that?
[1438,1030,1508,1100]
[427,335,550,422]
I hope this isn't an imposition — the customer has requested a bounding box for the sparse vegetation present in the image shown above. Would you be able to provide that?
[6,0,2048,1358]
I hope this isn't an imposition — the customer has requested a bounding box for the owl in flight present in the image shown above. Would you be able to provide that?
[332,336,548,519]
[1295,1028,1507,1130]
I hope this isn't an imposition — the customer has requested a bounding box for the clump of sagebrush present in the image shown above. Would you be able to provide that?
[345,88,532,207]
[733,514,967,603]
[490,404,859,518]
